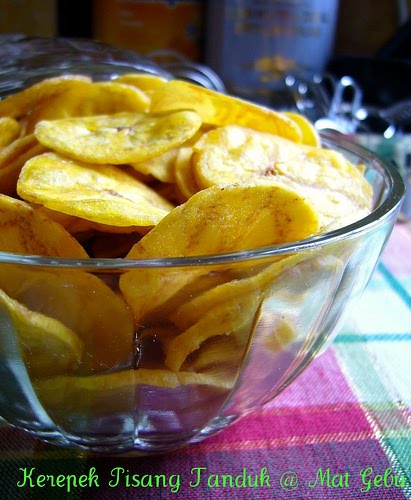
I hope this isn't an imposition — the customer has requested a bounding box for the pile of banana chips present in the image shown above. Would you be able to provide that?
[0,74,372,414]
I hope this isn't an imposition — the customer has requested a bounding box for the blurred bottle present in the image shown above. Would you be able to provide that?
[205,0,339,103]
[334,0,411,56]
[93,0,204,61]
[0,0,57,37]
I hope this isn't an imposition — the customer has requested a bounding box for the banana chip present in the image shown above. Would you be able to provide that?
[0,134,47,195]
[33,205,150,236]
[170,253,304,331]
[0,75,91,119]
[0,73,375,406]
[127,183,318,256]
[17,152,174,227]
[131,147,178,182]
[282,111,320,147]
[190,125,372,232]
[265,148,373,231]
[192,125,302,189]
[184,334,242,375]
[0,264,134,373]
[34,368,232,415]
[0,194,88,257]
[0,117,20,148]
[34,110,202,164]
[164,292,261,372]
[120,183,318,322]
[23,81,150,134]
[150,80,302,142]
[174,146,200,200]
[114,73,168,94]
[0,288,83,377]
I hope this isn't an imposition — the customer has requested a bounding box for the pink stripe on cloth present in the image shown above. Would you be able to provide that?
[381,223,411,276]
[183,430,375,455]
[206,403,371,445]
[267,348,357,408]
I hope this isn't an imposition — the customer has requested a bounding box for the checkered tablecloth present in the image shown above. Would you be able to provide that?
[1,222,410,500]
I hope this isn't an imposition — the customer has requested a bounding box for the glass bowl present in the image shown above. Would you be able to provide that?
[0,40,405,455]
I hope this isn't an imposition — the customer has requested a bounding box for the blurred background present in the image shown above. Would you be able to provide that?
[0,0,410,213]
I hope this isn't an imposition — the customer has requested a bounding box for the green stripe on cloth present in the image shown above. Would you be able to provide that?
[336,333,411,343]
[378,262,411,309]
[334,343,411,496]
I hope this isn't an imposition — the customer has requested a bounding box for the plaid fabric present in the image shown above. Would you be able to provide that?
[1,222,410,500]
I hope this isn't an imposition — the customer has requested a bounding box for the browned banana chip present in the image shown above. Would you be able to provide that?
[17,152,174,227]
[0,194,88,258]
[0,134,47,195]
[0,289,83,378]
[0,75,91,119]
[150,80,302,142]
[34,110,202,164]
[0,117,20,148]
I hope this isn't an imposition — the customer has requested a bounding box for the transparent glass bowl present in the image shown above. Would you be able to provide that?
[0,41,405,454]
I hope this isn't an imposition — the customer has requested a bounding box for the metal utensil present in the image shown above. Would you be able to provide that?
[315,76,363,134]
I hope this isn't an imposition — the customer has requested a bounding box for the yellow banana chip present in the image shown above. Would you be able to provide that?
[0,134,47,195]
[127,183,319,256]
[174,146,200,200]
[33,204,150,236]
[34,110,202,164]
[114,73,168,94]
[0,74,375,412]
[17,152,174,227]
[164,292,261,372]
[0,117,20,148]
[170,253,304,331]
[150,80,302,142]
[192,125,302,189]
[0,75,91,119]
[120,183,319,322]
[0,264,134,373]
[0,288,83,377]
[0,194,88,257]
[184,334,242,374]
[190,125,372,231]
[23,81,150,133]
[130,147,178,183]
[265,148,373,231]
[282,111,320,147]
[34,368,232,415]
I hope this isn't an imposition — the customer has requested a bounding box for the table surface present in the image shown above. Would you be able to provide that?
[1,221,410,500]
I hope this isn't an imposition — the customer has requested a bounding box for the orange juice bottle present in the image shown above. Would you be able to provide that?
[93,0,203,61]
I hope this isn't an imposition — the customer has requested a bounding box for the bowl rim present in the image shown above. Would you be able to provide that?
[0,132,405,269]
